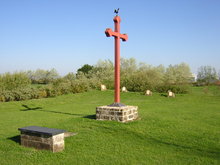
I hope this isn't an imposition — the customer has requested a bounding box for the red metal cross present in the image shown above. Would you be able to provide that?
[105,16,128,104]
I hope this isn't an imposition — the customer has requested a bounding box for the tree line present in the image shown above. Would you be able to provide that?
[0,58,219,102]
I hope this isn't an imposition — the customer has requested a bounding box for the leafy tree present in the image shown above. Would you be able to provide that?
[163,63,192,85]
[63,72,75,81]
[27,68,59,84]
[122,63,161,91]
[197,66,218,85]
[45,68,59,84]
[89,60,114,88]
[77,64,93,75]
[121,57,137,75]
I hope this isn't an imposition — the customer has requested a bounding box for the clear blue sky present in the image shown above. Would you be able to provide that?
[0,0,219,75]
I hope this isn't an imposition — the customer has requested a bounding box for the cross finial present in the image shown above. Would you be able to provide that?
[114,8,119,16]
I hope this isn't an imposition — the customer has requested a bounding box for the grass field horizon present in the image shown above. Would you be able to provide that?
[0,86,219,164]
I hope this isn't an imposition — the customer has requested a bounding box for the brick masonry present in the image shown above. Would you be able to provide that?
[96,105,138,122]
[20,132,64,152]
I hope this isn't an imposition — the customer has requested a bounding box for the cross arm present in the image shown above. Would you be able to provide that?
[121,33,128,41]
[105,28,114,37]
[105,28,128,42]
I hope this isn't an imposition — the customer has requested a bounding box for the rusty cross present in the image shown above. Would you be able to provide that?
[105,15,128,106]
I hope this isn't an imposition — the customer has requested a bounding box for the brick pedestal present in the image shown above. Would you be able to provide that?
[18,126,66,152]
[96,105,138,122]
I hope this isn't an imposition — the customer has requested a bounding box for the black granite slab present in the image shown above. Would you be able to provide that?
[18,126,66,136]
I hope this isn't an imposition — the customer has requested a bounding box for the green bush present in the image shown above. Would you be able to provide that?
[58,83,71,95]
[156,84,190,94]
[0,95,5,102]
[0,58,194,102]
[0,90,15,102]
[70,79,90,93]
[51,79,71,96]
[0,87,40,102]
[87,78,101,90]
[0,78,94,102]
[38,89,48,98]
[0,72,31,91]
[44,85,57,97]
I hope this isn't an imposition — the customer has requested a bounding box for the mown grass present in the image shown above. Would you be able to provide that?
[0,86,220,165]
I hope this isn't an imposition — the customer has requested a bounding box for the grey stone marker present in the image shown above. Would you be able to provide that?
[18,126,66,152]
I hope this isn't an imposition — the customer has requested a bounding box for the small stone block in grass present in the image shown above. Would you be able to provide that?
[18,126,66,152]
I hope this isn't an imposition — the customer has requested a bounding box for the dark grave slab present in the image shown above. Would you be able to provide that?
[18,126,66,136]
[18,126,67,152]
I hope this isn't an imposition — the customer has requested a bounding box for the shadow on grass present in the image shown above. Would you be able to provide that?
[150,137,220,157]
[160,94,168,97]
[21,104,42,110]
[115,126,220,160]
[21,104,96,119]
[8,135,20,144]
[83,114,96,119]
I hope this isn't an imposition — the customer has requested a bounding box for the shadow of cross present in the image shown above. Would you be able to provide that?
[20,104,93,118]
[21,104,42,111]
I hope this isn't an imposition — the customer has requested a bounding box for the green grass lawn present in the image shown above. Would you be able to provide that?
[0,86,220,165]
